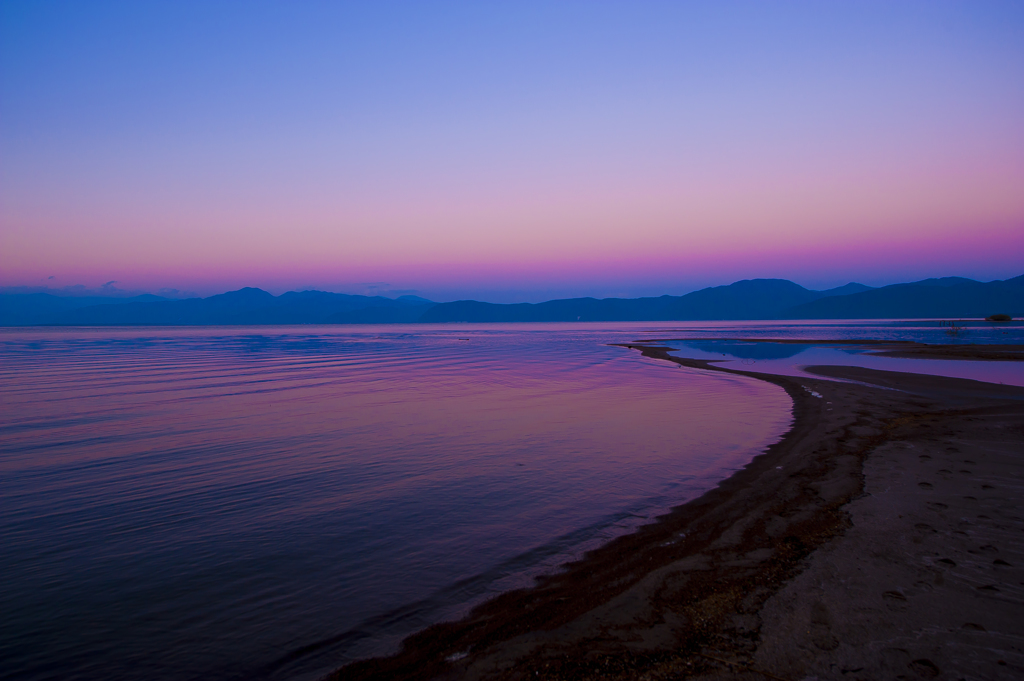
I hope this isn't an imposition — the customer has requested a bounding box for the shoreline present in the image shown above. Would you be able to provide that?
[328,345,1024,680]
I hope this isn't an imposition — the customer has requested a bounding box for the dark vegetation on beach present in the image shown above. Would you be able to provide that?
[2,274,1022,326]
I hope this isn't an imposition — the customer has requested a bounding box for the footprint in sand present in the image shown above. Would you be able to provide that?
[882,591,909,611]
[908,659,941,678]
[809,601,839,651]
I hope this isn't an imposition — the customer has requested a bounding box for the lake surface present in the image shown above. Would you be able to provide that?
[667,344,1024,387]
[2,320,1020,681]
[1,323,793,681]
[656,319,1024,386]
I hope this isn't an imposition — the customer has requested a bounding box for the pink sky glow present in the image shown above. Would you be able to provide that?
[2,2,1023,302]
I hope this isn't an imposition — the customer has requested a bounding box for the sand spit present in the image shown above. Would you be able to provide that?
[327,346,1024,681]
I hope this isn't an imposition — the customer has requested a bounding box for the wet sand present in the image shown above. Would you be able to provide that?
[866,343,1024,361]
[328,346,1024,681]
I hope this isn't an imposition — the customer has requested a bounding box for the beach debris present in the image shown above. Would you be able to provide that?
[445,651,469,662]
[939,320,968,337]
[802,386,823,398]
[985,314,1012,322]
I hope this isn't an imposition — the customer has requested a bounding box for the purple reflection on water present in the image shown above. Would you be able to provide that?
[0,325,791,681]
[668,340,1024,387]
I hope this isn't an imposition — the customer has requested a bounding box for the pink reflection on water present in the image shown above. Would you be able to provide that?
[669,342,1024,387]
[0,325,791,681]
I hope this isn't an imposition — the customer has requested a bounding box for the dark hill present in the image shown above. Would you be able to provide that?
[0,292,168,326]
[820,282,874,296]
[781,275,1024,319]
[420,279,873,323]
[663,279,824,320]
[3,288,436,326]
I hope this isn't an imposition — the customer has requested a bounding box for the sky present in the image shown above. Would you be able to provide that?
[2,1,1023,303]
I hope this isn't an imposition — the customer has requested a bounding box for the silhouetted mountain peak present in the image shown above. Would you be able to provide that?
[782,274,1023,319]
[718,278,808,292]
[818,282,874,296]
[211,287,275,301]
[395,295,434,305]
[909,276,979,287]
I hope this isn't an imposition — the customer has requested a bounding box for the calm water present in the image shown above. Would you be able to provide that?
[659,319,1024,386]
[1,323,793,681]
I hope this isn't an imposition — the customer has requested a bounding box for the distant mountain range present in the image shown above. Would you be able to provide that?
[779,276,1024,320]
[2,275,1021,326]
[0,288,434,326]
[419,280,876,323]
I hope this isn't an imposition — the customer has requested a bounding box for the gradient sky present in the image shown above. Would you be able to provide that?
[2,1,1023,302]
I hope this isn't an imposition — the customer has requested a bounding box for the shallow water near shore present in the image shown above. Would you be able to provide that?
[655,319,1024,386]
[1,320,1018,681]
[668,341,1024,387]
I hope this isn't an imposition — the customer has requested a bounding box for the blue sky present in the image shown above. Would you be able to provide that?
[3,1,1023,302]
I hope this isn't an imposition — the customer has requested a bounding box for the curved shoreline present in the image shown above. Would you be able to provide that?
[327,345,1024,680]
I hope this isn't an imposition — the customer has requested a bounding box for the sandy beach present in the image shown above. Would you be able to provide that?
[328,345,1024,681]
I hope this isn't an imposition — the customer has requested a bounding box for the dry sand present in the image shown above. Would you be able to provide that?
[327,346,1024,681]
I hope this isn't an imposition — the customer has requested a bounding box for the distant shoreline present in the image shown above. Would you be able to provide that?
[328,343,1024,680]
[3,317,1020,328]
